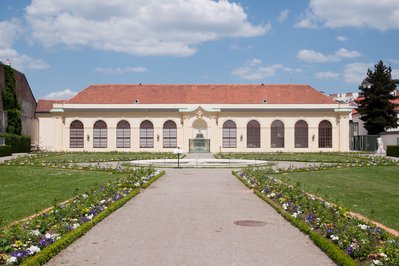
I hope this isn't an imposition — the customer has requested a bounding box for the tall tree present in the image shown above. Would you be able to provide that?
[1,65,22,134]
[355,60,399,135]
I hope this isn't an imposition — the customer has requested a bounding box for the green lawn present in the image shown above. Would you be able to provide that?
[18,151,176,164]
[274,166,399,231]
[0,166,123,225]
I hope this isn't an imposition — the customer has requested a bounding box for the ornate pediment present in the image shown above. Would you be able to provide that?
[179,106,220,125]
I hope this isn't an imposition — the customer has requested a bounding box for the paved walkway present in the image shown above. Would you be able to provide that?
[47,169,333,266]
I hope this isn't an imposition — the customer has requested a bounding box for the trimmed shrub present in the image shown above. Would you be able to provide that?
[0,133,31,153]
[0,145,12,157]
[386,145,399,157]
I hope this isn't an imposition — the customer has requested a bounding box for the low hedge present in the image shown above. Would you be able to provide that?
[387,145,399,157]
[232,171,255,189]
[0,145,12,157]
[254,190,357,266]
[21,188,141,266]
[0,133,31,153]
[141,171,165,189]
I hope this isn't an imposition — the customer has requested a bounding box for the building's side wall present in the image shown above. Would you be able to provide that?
[37,108,350,152]
[0,64,37,138]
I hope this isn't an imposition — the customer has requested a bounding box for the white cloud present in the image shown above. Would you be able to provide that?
[0,20,21,49]
[336,35,347,42]
[0,19,49,70]
[277,9,290,22]
[297,48,361,63]
[95,66,147,74]
[0,48,49,70]
[25,0,268,57]
[229,44,252,50]
[296,0,399,30]
[44,89,78,100]
[344,63,373,84]
[314,71,339,80]
[232,58,301,80]
[335,48,361,59]
[297,49,338,63]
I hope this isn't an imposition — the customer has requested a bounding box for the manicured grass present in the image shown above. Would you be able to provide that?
[216,152,369,163]
[273,166,399,231]
[0,166,123,225]
[27,151,175,163]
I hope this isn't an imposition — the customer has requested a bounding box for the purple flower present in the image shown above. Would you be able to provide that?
[346,246,353,256]
[306,213,317,224]
[12,250,28,258]
[327,228,333,234]
[38,238,47,248]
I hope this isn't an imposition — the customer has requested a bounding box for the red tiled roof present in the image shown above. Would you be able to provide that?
[65,84,336,104]
[36,99,65,113]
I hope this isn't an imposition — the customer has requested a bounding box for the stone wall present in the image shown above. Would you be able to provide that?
[0,63,37,137]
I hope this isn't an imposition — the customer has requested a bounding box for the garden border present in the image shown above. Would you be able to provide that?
[20,188,141,266]
[142,170,165,189]
[232,171,358,266]
[253,190,358,266]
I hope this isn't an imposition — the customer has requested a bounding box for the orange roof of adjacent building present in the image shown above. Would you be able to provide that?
[63,84,336,105]
[36,99,65,112]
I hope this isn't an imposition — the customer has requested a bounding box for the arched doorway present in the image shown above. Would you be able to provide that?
[190,119,210,153]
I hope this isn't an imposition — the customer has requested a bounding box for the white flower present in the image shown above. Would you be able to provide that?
[45,233,59,239]
[330,235,339,241]
[134,182,141,187]
[72,223,80,229]
[86,214,94,220]
[27,245,41,254]
[292,212,299,218]
[7,256,17,263]
[282,203,289,210]
[267,192,276,198]
[82,193,88,199]
[379,253,387,259]
[99,200,106,204]
[30,229,41,236]
[358,224,369,230]
[372,259,382,265]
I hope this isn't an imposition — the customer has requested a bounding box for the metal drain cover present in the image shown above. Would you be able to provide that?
[234,220,267,227]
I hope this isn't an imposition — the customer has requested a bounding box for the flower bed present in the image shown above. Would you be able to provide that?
[0,167,161,265]
[236,169,399,266]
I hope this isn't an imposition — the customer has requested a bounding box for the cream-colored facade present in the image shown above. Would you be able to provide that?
[36,102,351,153]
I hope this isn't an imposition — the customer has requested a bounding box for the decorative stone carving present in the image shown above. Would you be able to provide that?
[376,138,386,154]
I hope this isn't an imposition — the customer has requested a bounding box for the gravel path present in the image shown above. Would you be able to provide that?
[47,168,334,266]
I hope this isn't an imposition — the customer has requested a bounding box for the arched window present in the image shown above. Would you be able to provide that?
[116,120,131,148]
[93,120,107,148]
[247,120,260,148]
[70,120,84,148]
[223,120,237,148]
[319,120,332,148]
[295,120,308,148]
[163,120,177,148]
[140,120,154,148]
[271,120,284,148]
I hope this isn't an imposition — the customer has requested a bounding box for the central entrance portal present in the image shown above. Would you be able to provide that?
[189,119,210,153]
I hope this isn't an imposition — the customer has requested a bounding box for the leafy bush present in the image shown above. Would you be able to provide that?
[0,133,31,153]
[386,145,399,157]
[0,145,12,157]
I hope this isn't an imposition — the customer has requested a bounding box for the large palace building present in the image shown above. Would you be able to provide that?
[35,84,351,153]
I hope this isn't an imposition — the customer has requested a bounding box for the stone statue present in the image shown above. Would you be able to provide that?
[376,137,386,154]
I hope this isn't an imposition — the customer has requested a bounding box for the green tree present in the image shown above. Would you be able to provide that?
[1,65,22,135]
[355,60,399,135]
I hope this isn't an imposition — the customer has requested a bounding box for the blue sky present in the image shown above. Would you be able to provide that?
[1,0,398,100]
